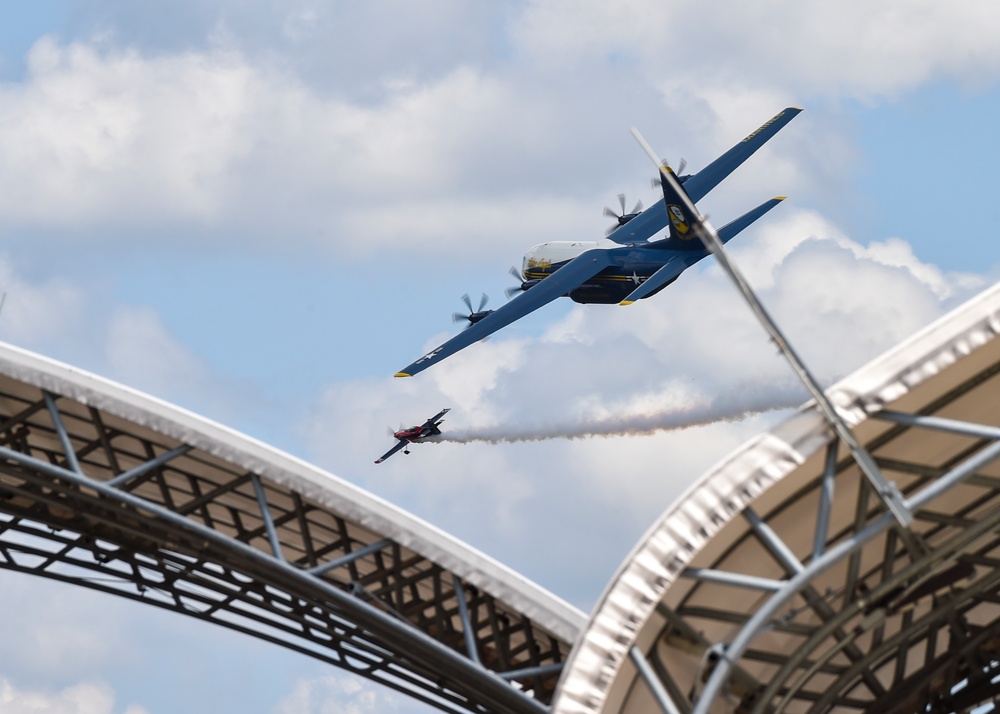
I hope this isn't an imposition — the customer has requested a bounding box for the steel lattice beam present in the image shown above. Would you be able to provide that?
[0,351,584,714]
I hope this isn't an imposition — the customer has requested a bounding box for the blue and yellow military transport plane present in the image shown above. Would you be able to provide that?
[396,107,802,378]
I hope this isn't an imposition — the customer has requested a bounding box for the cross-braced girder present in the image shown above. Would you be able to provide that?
[662,380,1000,714]
[0,349,582,714]
[552,282,1000,714]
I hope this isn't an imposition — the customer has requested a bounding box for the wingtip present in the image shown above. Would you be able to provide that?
[394,372,411,378]
[775,196,787,201]
[619,300,635,306]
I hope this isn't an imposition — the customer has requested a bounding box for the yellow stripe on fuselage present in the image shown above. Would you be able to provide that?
[524,270,638,282]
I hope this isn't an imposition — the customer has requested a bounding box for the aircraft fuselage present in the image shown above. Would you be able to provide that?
[519,240,686,304]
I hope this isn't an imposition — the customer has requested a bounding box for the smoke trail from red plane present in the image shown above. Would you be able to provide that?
[434,391,803,445]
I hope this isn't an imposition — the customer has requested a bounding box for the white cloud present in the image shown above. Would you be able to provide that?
[0,256,89,348]
[272,674,415,714]
[0,679,148,714]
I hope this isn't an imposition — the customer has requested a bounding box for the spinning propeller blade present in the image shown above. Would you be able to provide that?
[452,293,491,328]
[604,193,644,236]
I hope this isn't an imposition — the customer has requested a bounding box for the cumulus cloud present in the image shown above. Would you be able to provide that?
[0,679,148,714]
[272,674,415,714]
[0,255,90,349]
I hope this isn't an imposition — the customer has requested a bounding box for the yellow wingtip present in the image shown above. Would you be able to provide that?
[394,372,411,378]
[619,300,635,306]
[775,196,787,201]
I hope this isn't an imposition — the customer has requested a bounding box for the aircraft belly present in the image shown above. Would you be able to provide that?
[569,265,661,304]
[525,260,664,304]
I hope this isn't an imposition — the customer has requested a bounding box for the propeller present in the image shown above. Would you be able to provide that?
[452,293,492,328]
[505,266,526,298]
[603,193,644,236]
[649,157,690,189]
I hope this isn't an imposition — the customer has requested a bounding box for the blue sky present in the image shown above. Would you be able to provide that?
[1,2,1000,713]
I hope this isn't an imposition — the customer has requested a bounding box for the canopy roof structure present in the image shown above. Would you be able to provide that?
[0,341,585,714]
[552,281,1000,714]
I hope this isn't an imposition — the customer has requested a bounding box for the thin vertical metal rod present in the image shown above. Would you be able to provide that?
[630,645,684,714]
[453,574,481,665]
[812,441,839,561]
[43,391,81,475]
[250,473,283,560]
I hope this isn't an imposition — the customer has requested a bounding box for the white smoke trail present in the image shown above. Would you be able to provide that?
[433,390,805,445]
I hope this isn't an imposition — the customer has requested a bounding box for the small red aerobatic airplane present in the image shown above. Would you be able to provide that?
[374,408,450,464]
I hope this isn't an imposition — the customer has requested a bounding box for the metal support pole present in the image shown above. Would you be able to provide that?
[453,574,481,665]
[308,538,393,577]
[107,444,193,488]
[630,645,684,714]
[683,567,784,592]
[43,391,81,475]
[744,508,804,575]
[250,473,284,560]
[497,662,565,681]
[812,441,838,561]
[876,410,1000,440]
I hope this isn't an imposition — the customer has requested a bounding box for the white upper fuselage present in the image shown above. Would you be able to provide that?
[522,240,619,277]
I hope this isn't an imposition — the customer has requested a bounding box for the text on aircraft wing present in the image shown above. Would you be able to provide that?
[682,107,801,204]
[396,249,619,377]
[375,439,408,464]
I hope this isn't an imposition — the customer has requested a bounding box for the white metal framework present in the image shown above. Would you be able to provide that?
[552,280,1000,714]
[0,343,585,714]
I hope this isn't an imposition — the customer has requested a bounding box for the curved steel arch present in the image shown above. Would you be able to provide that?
[553,281,1000,714]
[0,342,585,714]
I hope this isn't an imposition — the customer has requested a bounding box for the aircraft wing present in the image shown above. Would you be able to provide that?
[396,248,619,377]
[374,439,407,464]
[682,107,801,204]
[608,107,800,246]
[424,408,450,425]
[604,199,669,245]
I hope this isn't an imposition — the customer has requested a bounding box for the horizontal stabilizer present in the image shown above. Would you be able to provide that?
[619,252,705,304]
[716,197,786,245]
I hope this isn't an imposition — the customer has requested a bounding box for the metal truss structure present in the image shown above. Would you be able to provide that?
[553,281,1000,713]
[0,343,584,714]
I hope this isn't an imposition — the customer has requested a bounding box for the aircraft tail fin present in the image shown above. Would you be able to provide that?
[652,162,705,247]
